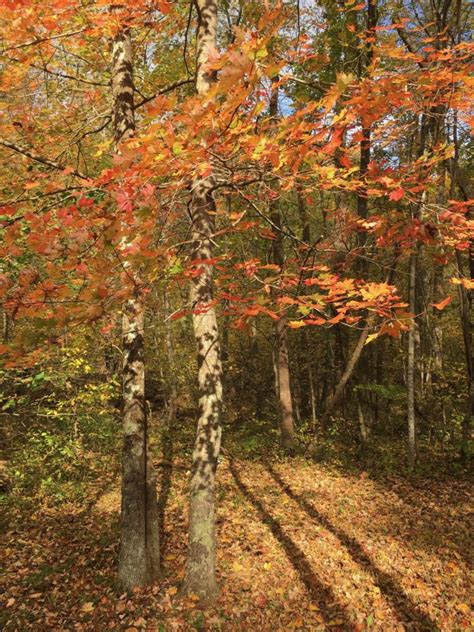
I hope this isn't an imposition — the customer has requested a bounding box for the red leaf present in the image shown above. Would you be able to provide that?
[255,594,268,608]
[389,188,404,201]
[339,153,352,169]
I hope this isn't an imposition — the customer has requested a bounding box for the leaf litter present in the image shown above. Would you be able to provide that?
[1,456,472,631]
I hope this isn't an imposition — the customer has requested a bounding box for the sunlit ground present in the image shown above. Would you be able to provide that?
[1,454,471,631]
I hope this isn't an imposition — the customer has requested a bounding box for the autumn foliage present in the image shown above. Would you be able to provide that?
[0,0,473,628]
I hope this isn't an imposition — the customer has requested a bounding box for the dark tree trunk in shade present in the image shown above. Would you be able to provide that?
[164,290,178,426]
[356,0,377,254]
[407,251,418,467]
[453,165,473,462]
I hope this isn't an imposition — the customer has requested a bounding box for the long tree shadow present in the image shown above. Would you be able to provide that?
[228,459,354,630]
[264,461,439,632]
[378,478,472,565]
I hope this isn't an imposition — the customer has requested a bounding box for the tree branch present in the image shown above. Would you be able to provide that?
[0,140,88,180]
[1,28,89,54]
[134,78,194,109]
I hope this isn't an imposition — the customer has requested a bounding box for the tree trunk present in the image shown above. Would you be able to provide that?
[270,78,296,449]
[453,164,473,461]
[297,186,310,244]
[276,318,297,448]
[183,0,223,601]
[405,112,430,468]
[164,290,177,426]
[324,259,397,417]
[357,394,370,445]
[407,251,418,467]
[2,310,10,343]
[112,19,160,590]
[356,0,377,250]
[431,266,444,378]
[307,342,318,431]
[296,192,319,428]
[457,264,473,460]
[324,322,372,416]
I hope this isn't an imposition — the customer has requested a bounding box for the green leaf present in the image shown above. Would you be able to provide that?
[255,46,268,60]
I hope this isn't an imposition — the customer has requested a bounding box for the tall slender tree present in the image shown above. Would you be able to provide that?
[111,13,160,590]
[269,78,296,450]
[183,0,223,600]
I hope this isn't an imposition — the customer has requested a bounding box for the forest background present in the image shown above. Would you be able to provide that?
[0,0,473,630]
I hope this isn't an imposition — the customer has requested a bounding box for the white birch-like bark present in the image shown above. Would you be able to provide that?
[112,19,160,591]
[183,0,223,600]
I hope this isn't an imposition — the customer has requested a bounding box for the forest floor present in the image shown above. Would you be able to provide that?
[1,448,472,631]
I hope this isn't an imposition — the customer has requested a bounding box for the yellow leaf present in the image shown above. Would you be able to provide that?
[365,332,380,345]
[255,45,268,60]
[336,72,354,92]
[450,277,474,290]
[81,602,94,613]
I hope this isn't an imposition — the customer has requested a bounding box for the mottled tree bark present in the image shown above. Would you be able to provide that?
[183,0,223,600]
[112,20,160,591]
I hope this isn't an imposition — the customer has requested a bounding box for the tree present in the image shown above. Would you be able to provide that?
[269,77,297,450]
[0,9,473,617]
[183,0,223,600]
[110,9,160,590]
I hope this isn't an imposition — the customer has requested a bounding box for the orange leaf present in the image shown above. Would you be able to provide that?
[339,153,352,169]
[328,312,345,324]
[288,320,306,328]
[431,296,452,310]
